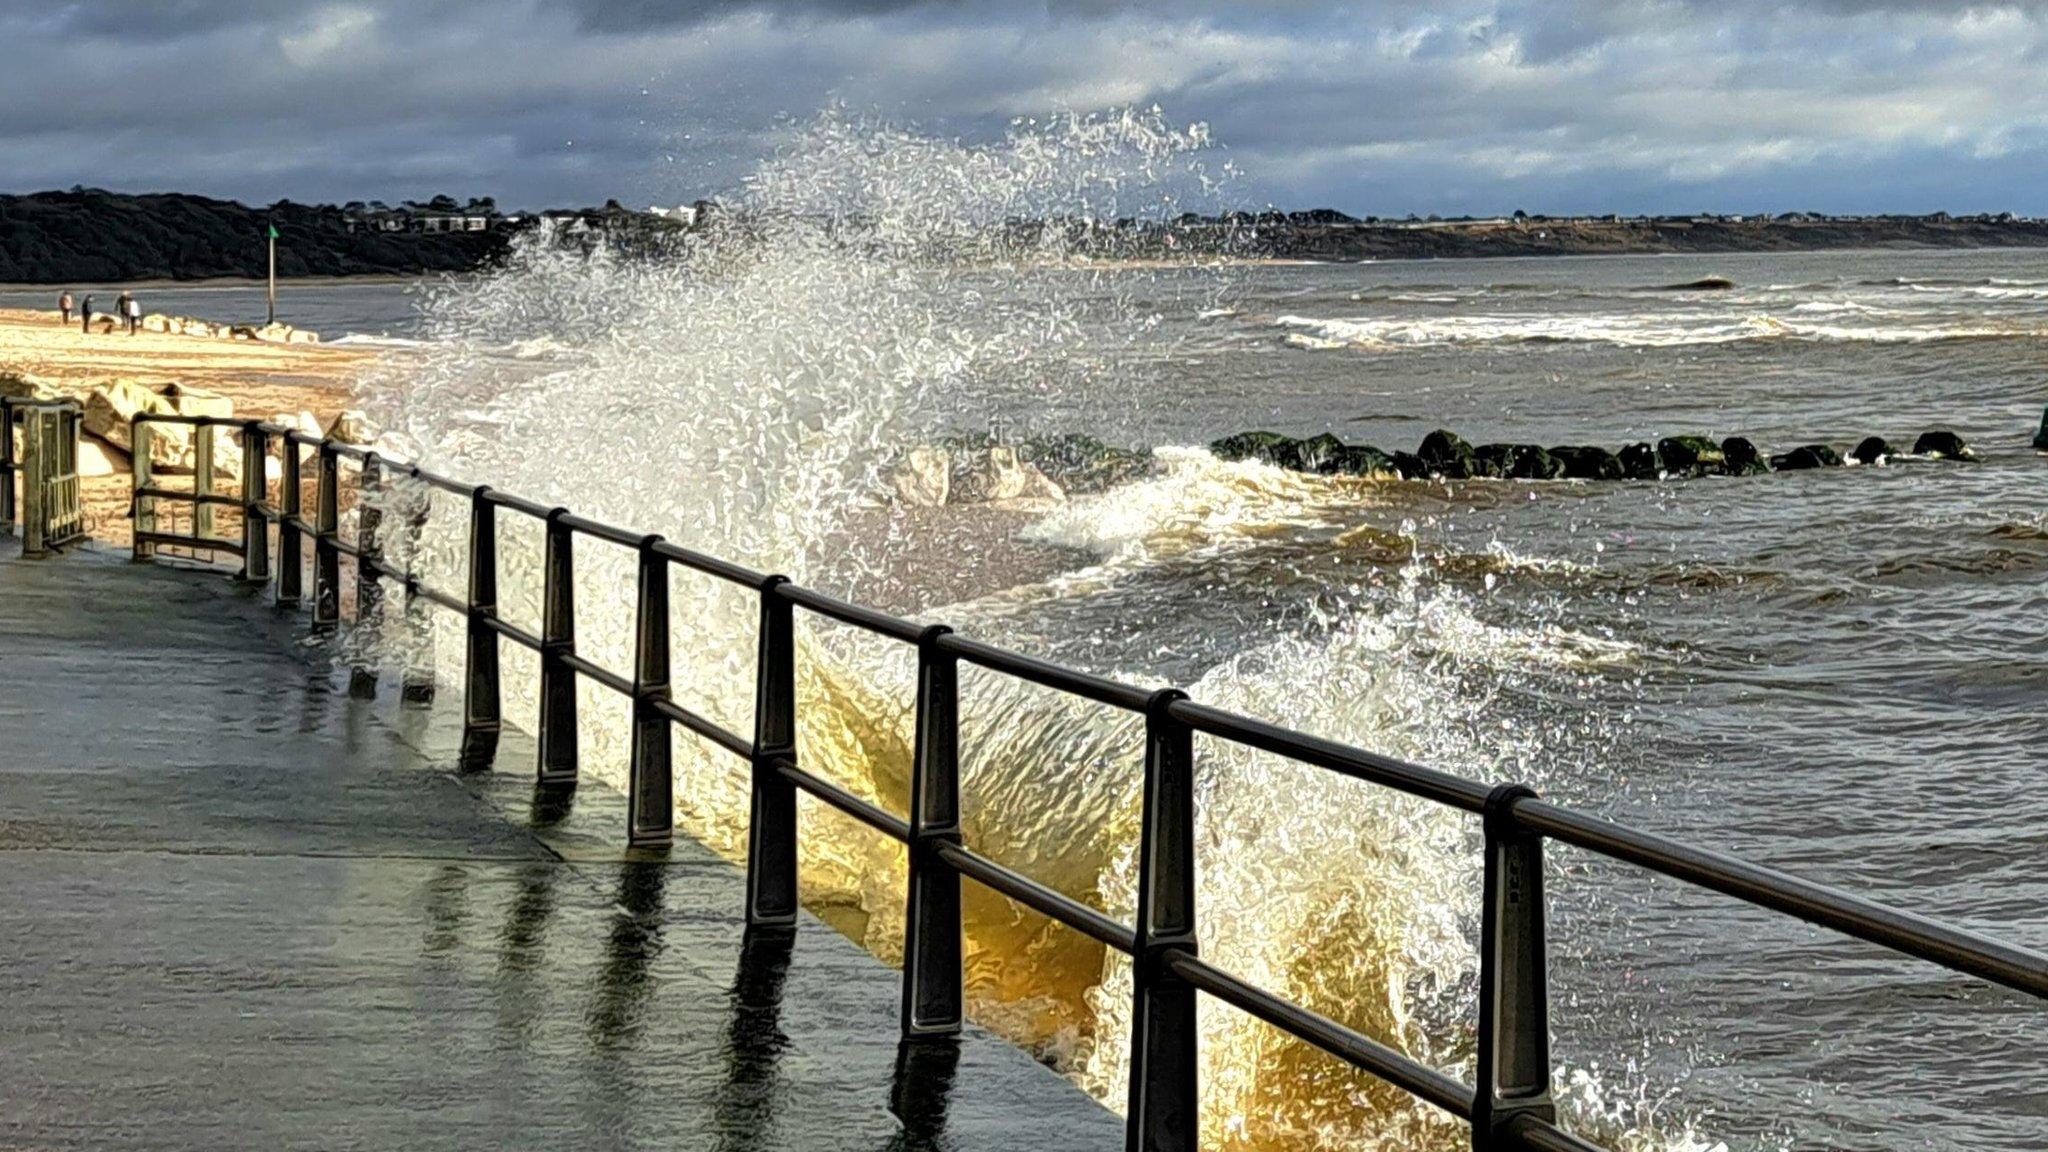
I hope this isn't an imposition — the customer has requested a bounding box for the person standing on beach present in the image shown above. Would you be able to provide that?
[79,294,93,334]
[115,291,132,334]
[125,293,142,335]
[58,291,73,325]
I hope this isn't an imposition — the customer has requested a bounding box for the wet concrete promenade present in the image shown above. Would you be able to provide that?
[0,549,1120,1151]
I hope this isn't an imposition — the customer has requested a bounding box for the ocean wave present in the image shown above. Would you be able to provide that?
[1274,311,2039,350]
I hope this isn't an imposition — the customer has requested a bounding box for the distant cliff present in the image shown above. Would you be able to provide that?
[0,189,509,283]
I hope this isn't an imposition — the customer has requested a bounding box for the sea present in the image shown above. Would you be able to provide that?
[37,203,2048,1147]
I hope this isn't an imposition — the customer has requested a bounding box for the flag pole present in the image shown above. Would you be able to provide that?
[266,223,277,325]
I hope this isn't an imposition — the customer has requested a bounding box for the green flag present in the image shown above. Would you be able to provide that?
[267,223,279,240]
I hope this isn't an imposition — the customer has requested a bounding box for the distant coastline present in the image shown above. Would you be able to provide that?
[10,188,2048,283]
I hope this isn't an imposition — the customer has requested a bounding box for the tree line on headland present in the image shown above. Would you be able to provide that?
[8,187,2048,283]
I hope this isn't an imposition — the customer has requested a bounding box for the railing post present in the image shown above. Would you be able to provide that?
[746,575,799,927]
[458,487,500,770]
[902,624,963,1038]
[238,424,270,584]
[348,454,386,698]
[0,399,15,533]
[132,417,155,562]
[277,436,302,606]
[535,507,578,785]
[1473,784,1556,1151]
[1127,688,1199,1152]
[627,536,673,846]
[398,480,435,705]
[193,422,217,543]
[312,443,340,632]
[20,407,49,558]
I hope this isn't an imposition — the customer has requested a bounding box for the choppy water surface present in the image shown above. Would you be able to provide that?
[348,120,2048,1152]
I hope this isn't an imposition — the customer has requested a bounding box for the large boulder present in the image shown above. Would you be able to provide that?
[326,409,377,445]
[1720,436,1770,476]
[0,370,60,401]
[1848,436,1896,466]
[891,446,951,507]
[953,446,1066,510]
[158,382,233,420]
[1911,430,1977,460]
[1617,442,1660,480]
[1416,429,1477,479]
[76,436,124,477]
[1479,443,1564,480]
[1656,435,1724,477]
[1210,430,1295,466]
[2035,407,2048,452]
[1471,443,1514,479]
[1770,444,1842,471]
[1390,450,1428,480]
[83,379,186,468]
[1551,445,1623,480]
[1276,433,1345,472]
[1326,444,1395,476]
[1018,434,1158,494]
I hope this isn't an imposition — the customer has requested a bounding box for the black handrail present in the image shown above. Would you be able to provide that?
[119,417,2048,1152]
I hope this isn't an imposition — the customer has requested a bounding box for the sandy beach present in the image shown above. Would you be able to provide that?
[0,306,376,548]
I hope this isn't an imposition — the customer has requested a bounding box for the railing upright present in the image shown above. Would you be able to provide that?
[0,399,15,531]
[1127,689,1199,1152]
[398,486,435,704]
[746,576,799,927]
[131,420,155,562]
[902,624,964,1038]
[20,408,51,558]
[627,536,674,846]
[535,507,578,785]
[313,443,340,631]
[458,487,500,769]
[277,436,302,606]
[1474,784,1557,1150]
[193,423,216,543]
[239,424,270,584]
[349,454,386,698]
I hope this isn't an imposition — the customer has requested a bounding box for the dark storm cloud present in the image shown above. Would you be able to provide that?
[5,0,2048,213]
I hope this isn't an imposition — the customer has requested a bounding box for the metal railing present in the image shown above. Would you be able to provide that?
[1,396,89,557]
[122,416,2048,1152]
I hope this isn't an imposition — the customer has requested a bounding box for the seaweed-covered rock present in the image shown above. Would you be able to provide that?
[1769,444,1843,471]
[1617,442,1659,480]
[1551,445,1623,480]
[1472,443,1515,479]
[1848,436,1896,466]
[1720,436,1769,476]
[1911,430,1977,461]
[1277,433,1346,472]
[2035,407,2048,452]
[1209,430,1295,465]
[1326,444,1395,476]
[1417,429,1477,479]
[1019,433,1159,493]
[1493,443,1566,480]
[1656,435,1724,477]
[1390,450,1428,480]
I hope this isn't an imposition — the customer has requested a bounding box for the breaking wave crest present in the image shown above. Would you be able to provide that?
[1273,312,2039,350]
[350,109,1711,1151]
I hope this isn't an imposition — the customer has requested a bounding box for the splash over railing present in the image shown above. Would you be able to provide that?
[119,412,2048,1152]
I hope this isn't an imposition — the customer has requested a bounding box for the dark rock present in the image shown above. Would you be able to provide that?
[1911,430,1977,461]
[1390,450,1428,480]
[1656,435,1725,477]
[1472,443,1515,479]
[1209,430,1295,465]
[1719,436,1769,476]
[1326,444,1395,476]
[1769,444,1843,471]
[1482,443,1566,480]
[1417,429,1477,479]
[1848,436,1896,466]
[1276,433,1346,472]
[1617,442,1660,480]
[2035,407,2048,452]
[1017,434,1161,494]
[1550,445,1623,480]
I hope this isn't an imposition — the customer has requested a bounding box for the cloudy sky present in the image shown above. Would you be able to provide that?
[6,1,2048,215]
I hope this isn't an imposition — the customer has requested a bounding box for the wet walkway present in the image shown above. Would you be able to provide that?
[0,549,1120,1151]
